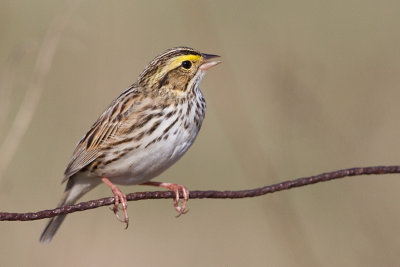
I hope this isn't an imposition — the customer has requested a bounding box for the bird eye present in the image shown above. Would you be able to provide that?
[181,60,192,69]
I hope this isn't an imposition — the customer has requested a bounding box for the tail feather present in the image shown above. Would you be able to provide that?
[39,212,68,244]
[39,178,98,243]
[39,186,71,243]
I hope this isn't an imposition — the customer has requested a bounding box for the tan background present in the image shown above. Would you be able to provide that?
[1,0,400,266]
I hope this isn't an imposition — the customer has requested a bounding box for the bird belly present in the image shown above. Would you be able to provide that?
[102,123,200,185]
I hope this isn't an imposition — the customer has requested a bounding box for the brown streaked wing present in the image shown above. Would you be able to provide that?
[62,87,144,182]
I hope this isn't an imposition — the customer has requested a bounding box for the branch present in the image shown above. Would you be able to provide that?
[1,165,399,221]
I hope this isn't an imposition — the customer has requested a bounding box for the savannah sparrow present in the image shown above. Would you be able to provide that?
[40,47,221,243]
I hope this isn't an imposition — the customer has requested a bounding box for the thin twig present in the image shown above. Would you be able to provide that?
[0,165,398,221]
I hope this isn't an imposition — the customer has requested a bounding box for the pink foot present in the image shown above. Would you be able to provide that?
[142,181,189,216]
[102,177,129,228]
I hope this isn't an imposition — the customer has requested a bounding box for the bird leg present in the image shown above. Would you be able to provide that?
[102,177,129,228]
[141,181,189,217]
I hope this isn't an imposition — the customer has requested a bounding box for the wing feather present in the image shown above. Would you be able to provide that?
[63,86,143,181]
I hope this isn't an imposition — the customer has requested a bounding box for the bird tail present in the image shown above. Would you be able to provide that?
[39,178,97,243]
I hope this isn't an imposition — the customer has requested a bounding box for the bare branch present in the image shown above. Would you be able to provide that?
[0,165,398,222]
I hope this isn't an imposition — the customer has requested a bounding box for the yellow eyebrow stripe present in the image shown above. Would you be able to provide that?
[170,54,201,68]
[153,54,202,83]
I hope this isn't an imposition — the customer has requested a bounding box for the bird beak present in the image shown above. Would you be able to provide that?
[200,53,222,71]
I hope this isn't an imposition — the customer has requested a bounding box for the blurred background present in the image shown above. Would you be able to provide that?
[1,0,400,266]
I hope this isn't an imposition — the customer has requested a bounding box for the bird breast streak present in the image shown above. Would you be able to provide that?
[105,101,203,185]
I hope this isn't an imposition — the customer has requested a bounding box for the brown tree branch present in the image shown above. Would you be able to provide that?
[1,165,399,221]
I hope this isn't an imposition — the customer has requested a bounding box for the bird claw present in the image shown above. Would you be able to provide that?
[141,181,190,217]
[171,185,189,217]
[112,189,129,228]
[102,177,129,229]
